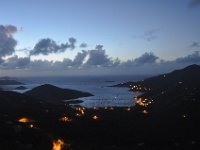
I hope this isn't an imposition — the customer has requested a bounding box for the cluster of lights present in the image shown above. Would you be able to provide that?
[73,107,100,120]
[130,84,151,92]
[135,97,154,107]
[74,107,86,117]
[101,107,115,110]
[59,116,72,122]
[135,97,154,115]
[18,117,37,129]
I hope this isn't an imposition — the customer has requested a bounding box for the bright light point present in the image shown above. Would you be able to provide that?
[92,115,98,120]
[59,116,72,122]
[18,117,32,123]
[142,110,148,114]
[52,139,64,150]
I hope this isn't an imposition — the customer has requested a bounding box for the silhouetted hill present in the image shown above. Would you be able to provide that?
[141,64,200,90]
[0,78,23,85]
[25,84,93,102]
[0,91,49,119]
[15,86,27,90]
[114,64,200,90]
[0,90,70,149]
[114,64,200,115]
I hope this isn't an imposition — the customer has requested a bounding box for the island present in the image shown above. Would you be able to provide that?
[25,84,93,102]
[0,77,24,85]
[15,86,28,90]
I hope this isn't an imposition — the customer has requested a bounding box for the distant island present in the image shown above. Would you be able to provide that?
[14,86,28,90]
[25,84,93,102]
[105,80,115,83]
[0,77,24,85]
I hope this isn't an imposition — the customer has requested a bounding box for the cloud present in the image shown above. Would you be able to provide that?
[0,51,199,76]
[95,45,104,50]
[189,0,200,7]
[29,37,77,56]
[85,49,110,66]
[0,25,18,59]
[73,50,88,65]
[83,45,114,67]
[175,51,200,64]
[68,37,76,49]
[1,55,30,69]
[0,31,200,76]
[0,58,4,64]
[28,59,53,70]
[72,45,115,67]
[133,52,158,64]
[79,43,88,48]
[190,42,200,48]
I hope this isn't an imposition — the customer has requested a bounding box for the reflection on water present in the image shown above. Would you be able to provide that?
[69,86,137,108]
[73,97,135,108]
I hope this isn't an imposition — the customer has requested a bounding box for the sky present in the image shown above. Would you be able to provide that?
[0,0,200,76]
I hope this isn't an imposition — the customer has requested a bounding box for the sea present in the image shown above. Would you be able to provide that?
[4,75,148,108]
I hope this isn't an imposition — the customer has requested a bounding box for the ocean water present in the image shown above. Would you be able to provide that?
[12,75,147,107]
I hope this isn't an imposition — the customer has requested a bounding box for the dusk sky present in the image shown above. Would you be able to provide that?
[0,0,200,76]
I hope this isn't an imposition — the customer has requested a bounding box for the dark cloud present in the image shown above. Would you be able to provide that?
[79,43,88,48]
[68,37,76,49]
[175,51,200,63]
[0,25,18,59]
[1,55,30,69]
[73,50,88,65]
[95,45,104,50]
[1,38,200,76]
[52,58,73,70]
[29,37,77,56]
[86,49,110,66]
[189,0,200,7]
[72,45,114,67]
[28,59,53,70]
[190,42,200,48]
[134,52,158,64]
[0,58,4,64]
[84,45,113,66]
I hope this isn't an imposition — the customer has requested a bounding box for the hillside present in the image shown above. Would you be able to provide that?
[114,64,200,91]
[140,64,200,90]
[114,64,200,114]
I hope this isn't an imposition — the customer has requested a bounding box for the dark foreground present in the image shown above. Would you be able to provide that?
[1,65,200,150]
[1,91,200,150]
